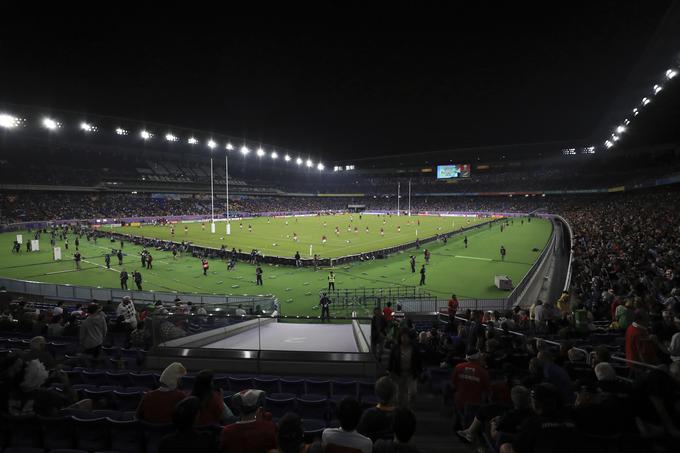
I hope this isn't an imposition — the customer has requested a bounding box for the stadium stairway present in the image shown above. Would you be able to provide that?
[410,391,470,453]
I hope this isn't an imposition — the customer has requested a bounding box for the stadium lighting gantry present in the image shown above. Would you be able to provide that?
[271,151,278,159]
[653,84,663,95]
[306,159,313,168]
[641,97,650,106]
[284,154,291,162]
[207,139,217,149]
[317,163,324,171]
[166,133,178,142]
[188,137,198,145]
[616,125,626,134]
[140,130,152,140]
[612,134,620,142]
[0,114,22,129]
[632,108,639,117]
[80,122,97,132]
[666,69,677,80]
[115,127,128,135]
[240,145,250,155]
[226,143,234,151]
[295,157,303,165]
[42,118,61,130]
[604,140,614,149]
[256,147,265,157]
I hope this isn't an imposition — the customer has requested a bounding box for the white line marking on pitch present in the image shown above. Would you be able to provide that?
[45,269,79,275]
[454,255,492,262]
[82,259,120,272]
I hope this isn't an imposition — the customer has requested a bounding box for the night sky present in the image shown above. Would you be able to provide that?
[0,2,675,160]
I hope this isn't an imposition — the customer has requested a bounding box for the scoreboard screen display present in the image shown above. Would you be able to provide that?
[436,164,471,179]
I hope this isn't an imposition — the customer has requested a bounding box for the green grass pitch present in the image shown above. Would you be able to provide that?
[0,215,552,316]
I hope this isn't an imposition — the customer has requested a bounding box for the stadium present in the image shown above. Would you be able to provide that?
[1,5,680,453]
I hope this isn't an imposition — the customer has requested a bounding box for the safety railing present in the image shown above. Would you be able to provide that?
[0,276,278,314]
[554,214,574,292]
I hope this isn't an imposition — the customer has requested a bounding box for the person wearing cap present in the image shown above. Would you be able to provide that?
[451,349,490,414]
[79,303,107,358]
[322,396,372,453]
[137,362,188,424]
[499,383,579,453]
[158,396,217,453]
[219,389,276,453]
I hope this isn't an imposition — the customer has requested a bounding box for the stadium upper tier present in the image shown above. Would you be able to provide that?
[1,139,679,195]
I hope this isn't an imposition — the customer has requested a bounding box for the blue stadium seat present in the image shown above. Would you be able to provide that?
[331,380,357,398]
[296,395,328,420]
[82,370,108,386]
[39,415,74,451]
[112,390,144,411]
[83,388,112,409]
[213,376,229,391]
[129,372,157,389]
[357,380,375,399]
[63,370,83,385]
[2,448,45,453]
[140,421,175,453]
[107,418,144,453]
[302,419,326,441]
[253,377,279,394]
[71,417,110,452]
[305,379,331,397]
[105,371,132,387]
[279,378,305,396]
[48,450,89,453]
[265,395,296,419]
[227,376,252,392]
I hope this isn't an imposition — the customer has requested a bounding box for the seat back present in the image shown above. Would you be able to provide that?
[72,416,110,452]
[39,415,74,450]
[107,417,145,453]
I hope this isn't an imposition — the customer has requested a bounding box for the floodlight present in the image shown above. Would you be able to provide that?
[0,114,22,129]
[271,151,278,159]
[80,122,97,132]
[240,145,250,155]
[666,69,677,80]
[604,140,614,149]
[616,125,626,134]
[632,108,639,116]
[317,163,324,170]
[295,157,303,165]
[226,143,234,150]
[115,127,128,135]
[653,84,662,95]
[284,154,291,162]
[140,130,152,140]
[166,133,178,142]
[611,134,619,142]
[42,118,60,130]
[641,97,650,106]
[305,159,313,168]
[207,139,217,149]
[623,119,630,125]
[256,147,265,157]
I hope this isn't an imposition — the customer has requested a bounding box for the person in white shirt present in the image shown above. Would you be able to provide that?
[235,304,247,316]
[322,397,373,453]
[52,301,64,321]
[116,296,138,329]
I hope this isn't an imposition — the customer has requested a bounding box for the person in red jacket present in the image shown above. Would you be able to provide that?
[451,350,490,410]
[625,310,658,368]
[202,258,209,276]
[383,302,394,323]
[220,389,276,453]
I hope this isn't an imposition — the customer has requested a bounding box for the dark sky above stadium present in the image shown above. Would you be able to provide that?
[0,2,675,161]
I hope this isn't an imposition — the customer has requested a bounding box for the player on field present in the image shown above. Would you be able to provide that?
[424,249,430,264]
[419,264,426,286]
[322,235,327,244]
[202,258,209,275]
[500,245,506,261]
[410,255,416,273]
[256,266,263,285]
[74,251,82,270]
[464,236,468,248]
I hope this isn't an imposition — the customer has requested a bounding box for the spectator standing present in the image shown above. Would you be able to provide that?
[373,408,421,453]
[388,328,423,408]
[192,369,234,426]
[79,303,107,358]
[451,350,490,415]
[117,296,138,330]
[625,310,658,368]
[370,307,387,362]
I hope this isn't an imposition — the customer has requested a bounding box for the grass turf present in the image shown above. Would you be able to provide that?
[0,215,551,316]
